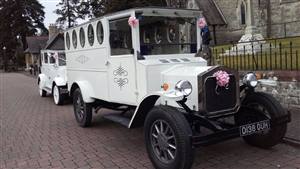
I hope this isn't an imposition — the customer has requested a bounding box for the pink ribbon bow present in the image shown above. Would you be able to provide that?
[213,70,230,87]
[128,16,139,27]
[197,17,207,29]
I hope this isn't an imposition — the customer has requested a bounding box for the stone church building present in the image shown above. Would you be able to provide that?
[168,0,300,45]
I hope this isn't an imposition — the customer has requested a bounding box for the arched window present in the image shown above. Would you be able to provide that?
[240,2,246,25]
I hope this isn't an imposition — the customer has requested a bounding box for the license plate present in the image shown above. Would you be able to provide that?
[240,120,270,136]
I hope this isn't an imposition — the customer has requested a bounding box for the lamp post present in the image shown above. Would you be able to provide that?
[3,46,7,72]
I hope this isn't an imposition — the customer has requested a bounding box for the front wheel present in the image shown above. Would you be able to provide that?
[236,92,288,148]
[144,106,194,169]
[73,88,93,127]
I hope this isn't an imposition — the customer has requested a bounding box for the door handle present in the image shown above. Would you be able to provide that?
[105,61,110,66]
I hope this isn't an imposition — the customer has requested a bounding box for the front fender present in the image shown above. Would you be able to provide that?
[38,74,47,87]
[128,91,185,128]
[73,81,95,103]
[53,77,67,87]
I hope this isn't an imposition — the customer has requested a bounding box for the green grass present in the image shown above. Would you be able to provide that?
[211,36,300,71]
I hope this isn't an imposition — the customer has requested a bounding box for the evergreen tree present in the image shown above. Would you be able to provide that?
[54,0,167,26]
[91,0,166,17]
[0,0,47,58]
[55,0,89,28]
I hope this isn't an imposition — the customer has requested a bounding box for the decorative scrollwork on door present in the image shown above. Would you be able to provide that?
[113,65,129,90]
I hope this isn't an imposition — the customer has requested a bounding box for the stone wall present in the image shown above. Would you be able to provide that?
[201,0,300,44]
[256,81,300,109]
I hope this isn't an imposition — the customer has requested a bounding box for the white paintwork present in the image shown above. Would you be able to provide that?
[39,50,67,93]
[65,8,207,111]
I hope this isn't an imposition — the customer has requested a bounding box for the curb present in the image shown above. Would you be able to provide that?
[282,137,300,148]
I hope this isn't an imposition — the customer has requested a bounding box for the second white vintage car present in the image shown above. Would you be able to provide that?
[38,50,68,105]
[64,8,290,169]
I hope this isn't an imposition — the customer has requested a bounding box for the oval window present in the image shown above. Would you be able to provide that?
[72,30,77,49]
[66,32,70,50]
[96,21,104,44]
[87,24,94,46]
[79,27,85,47]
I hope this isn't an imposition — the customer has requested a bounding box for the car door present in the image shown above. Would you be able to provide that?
[47,52,57,89]
[107,17,137,105]
[41,52,51,89]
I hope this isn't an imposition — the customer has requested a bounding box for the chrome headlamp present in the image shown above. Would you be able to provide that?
[243,73,258,88]
[175,80,192,97]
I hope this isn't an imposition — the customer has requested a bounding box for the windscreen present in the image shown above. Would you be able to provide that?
[58,53,66,66]
[139,16,197,55]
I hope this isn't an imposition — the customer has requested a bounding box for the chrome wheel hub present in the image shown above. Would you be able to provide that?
[76,97,84,120]
[150,120,177,164]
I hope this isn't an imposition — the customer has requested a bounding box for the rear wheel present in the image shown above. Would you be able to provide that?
[53,85,64,105]
[144,106,194,169]
[73,88,93,127]
[236,92,288,148]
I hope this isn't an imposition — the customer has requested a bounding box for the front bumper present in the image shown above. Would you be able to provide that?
[190,106,291,147]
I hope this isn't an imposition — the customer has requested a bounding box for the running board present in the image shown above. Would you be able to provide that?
[103,114,131,127]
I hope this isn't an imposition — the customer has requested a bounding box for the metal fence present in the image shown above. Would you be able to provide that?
[211,37,300,71]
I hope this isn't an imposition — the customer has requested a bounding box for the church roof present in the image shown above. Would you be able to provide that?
[24,36,48,54]
[44,33,65,50]
[195,0,227,26]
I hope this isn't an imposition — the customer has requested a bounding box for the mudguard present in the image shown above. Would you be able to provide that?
[53,77,67,87]
[128,91,185,128]
[71,81,95,103]
[38,74,47,88]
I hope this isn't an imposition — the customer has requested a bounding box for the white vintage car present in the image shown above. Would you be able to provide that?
[38,50,68,105]
[65,8,290,169]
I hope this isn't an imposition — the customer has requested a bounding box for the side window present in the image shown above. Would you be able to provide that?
[88,24,94,46]
[44,53,48,63]
[49,53,56,64]
[58,53,66,66]
[79,27,85,48]
[66,32,70,50]
[72,30,77,49]
[97,21,104,45]
[109,18,132,55]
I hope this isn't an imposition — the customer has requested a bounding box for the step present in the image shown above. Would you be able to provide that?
[103,113,131,127]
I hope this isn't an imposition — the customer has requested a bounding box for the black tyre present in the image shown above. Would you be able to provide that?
[53,85,65,105]
[144,106,194,169]
[38,80,47,97]
[73,88,93,127]
[236,92,288,148]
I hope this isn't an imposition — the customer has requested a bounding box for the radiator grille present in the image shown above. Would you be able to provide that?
[204,75,237,113]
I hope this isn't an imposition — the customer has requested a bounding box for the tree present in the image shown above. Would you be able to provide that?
[90,0,166,17]
[55,0,90,28]
[54,0,167,27]
[0,0,47,61]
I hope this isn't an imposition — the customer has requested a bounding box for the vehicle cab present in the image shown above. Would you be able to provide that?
[65,8,290,169]
[38,50,68,105]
